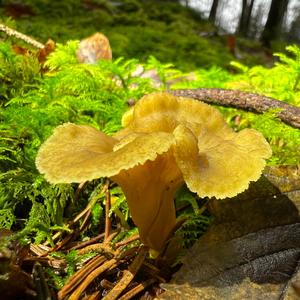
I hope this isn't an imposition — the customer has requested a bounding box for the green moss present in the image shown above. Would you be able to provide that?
[0,0,233,70]
[0,26,299,249]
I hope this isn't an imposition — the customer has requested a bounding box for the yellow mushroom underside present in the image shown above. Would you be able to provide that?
[112,150,183,251]
[36,123,175,183]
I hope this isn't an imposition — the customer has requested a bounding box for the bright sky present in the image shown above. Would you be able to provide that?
[182,0,299,33]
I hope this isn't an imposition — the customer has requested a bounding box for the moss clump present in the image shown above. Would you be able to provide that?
[0,0,233,70]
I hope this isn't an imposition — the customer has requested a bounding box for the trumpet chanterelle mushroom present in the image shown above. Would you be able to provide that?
[36,93,272,252]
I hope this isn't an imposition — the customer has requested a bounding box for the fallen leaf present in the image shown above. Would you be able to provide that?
[37,39,56,64]
[160,166,300,300]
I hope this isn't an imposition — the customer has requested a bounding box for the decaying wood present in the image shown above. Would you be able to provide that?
[0,23,44,48]
[170,88,300,128]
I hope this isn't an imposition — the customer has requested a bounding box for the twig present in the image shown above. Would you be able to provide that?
[73,183,107,225]
[170,88,300,128]
[104,180,112,241]
[68,258,118,300]
[118,278,156,300]
[115,233,140,248]
[77,243,115,256]
[82,291,101,300]
[142,262,167,283]
[48,231,64,244]
[102,246,148,300]
[80,208,92,231]
[58,255,106,300]
[69,233,105,250]
[51,232,77,252]
[100,279,115,290]
[44,183,107,247]
[0,23,44,48]
[30,244,50,256]
[24,256,66,269]
[74,181,88,202]
[105,230,120,244]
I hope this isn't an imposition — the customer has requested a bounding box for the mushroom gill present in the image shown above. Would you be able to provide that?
[36,92,272,252]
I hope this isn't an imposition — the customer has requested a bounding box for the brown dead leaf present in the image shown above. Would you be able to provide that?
[160,166,300,300]
[11,44,29,56]
[37,39,56,64]
[11,39,56,69]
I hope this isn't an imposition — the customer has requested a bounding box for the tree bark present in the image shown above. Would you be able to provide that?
[238,0,255,37]
[209,0,219,23]
[170,88,300,128]
[261,0,289,46]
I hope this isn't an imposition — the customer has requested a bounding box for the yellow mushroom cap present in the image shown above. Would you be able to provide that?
[119,92,272,199]
[36,123,175,183]
[122,92,229,135]
[173,124,272,199]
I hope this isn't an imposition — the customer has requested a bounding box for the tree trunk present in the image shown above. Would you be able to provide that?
[238,0,255,37]
[209,0,219,23]
[261,0,289,46]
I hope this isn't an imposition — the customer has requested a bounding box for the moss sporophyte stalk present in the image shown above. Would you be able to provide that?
[36,92,272,252]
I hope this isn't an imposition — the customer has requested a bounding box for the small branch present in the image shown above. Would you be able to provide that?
[105,230,120,244]
[74,181,88,202]
[58,255,106,300]
[101,279,115,290]
[118,278,156,300]
[105,179,112,241]
[115,233,140,248]
[68,258,118,300]
[170,88,300,128]
[142,262,167,283]
[0,23,44,49]
[82,291,100,300]
[102,246,148,300]
[69,233,105,250]
[77,243,115,256]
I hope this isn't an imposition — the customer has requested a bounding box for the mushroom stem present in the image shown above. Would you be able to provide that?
[112,152,183,252]
[104,180,112,241]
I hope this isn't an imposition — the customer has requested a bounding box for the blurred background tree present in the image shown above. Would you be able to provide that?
[261,0,289,46]
[184,0,299,45]
[238,0,255,37]
[208,0,219,23]
[0,0,299,70]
